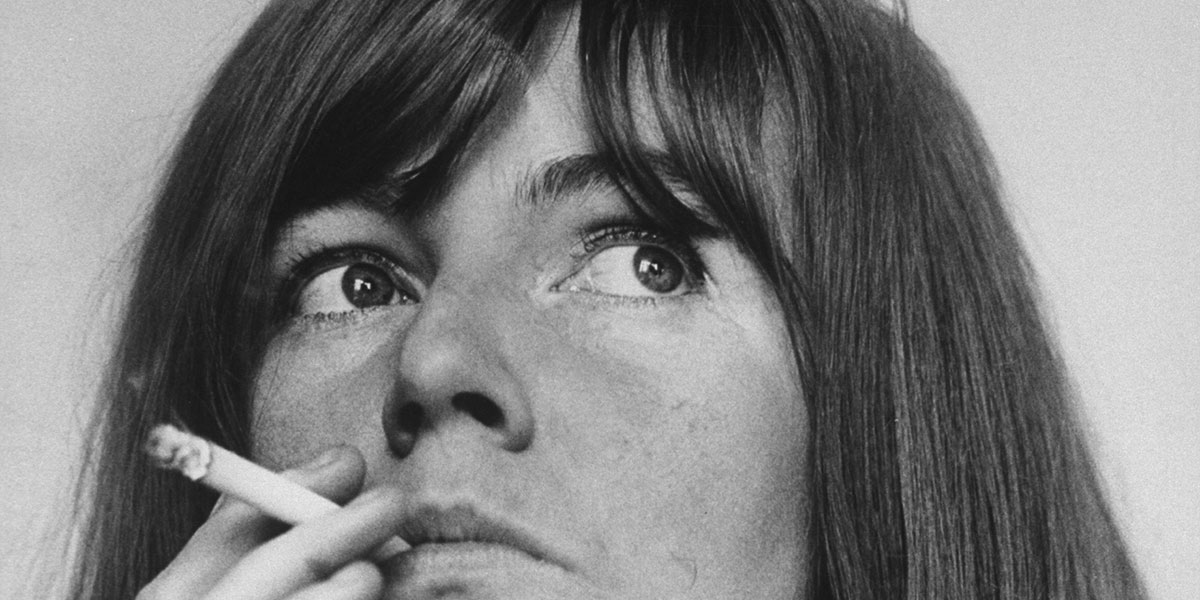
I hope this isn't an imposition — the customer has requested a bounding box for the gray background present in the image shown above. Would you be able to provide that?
[2,1,1196,597]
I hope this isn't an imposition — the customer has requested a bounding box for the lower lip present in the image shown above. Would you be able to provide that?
[389,541,550,571]
[383,542,571,597]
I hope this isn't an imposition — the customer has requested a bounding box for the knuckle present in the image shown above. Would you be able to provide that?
[300,552,342,581]
[336,561,385,594]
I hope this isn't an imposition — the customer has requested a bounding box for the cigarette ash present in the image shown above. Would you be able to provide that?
[145,424,213,480]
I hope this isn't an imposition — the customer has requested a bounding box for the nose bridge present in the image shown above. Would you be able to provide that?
[383,280,534,457]
[397,285,486,391]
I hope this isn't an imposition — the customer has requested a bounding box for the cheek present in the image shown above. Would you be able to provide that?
[618,316,806,516]
[250,318,403,469]
[248,291,808,596]
[534,300,808,594]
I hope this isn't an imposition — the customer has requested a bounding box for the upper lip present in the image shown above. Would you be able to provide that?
[390,499,575,571]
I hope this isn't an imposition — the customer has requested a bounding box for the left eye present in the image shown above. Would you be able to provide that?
[562,243,699,298]
[292,258,416,318]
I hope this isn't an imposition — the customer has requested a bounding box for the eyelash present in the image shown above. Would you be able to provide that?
[278,246,413,319]
[274,224,708,323]
[570,224,709,299]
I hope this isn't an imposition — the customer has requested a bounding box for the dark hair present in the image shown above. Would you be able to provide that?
[72,1,1145,598]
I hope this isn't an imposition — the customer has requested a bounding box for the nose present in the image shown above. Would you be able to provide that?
[381,289,535,458]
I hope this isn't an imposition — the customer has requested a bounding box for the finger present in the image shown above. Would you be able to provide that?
[140,446,365,599]
[279,445,368,505]
[201,486,407,600]
[182,446,366,565]
[286,561,384,600]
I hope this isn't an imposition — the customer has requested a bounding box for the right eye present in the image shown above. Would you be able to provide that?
[290,250,418,319]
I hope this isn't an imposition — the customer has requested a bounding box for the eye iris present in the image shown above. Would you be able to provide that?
[632,246,683,293]
[341,263,395,308]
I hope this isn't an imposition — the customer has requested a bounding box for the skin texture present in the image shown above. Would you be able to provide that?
[142,20,810,600]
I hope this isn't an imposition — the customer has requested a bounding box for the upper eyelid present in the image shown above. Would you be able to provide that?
[287,246,402,279]
[280,246,415,312]
[270,202,425,275]
[581,224,690,250]
[581,225,671,250]
[580,226,710,280]
[284,247,397,294]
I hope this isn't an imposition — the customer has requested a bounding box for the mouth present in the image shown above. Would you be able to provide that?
[382,501,575,579]
[376,498,615,600]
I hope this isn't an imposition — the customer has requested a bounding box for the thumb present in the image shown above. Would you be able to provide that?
[279,445,366,506]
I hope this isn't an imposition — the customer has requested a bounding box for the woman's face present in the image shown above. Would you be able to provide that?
[252,23,809,600]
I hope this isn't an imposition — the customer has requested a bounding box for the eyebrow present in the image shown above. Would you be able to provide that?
[339,153,625,217]
[515,153,620,209]
[513,151,714,222]
[328,150,709,226]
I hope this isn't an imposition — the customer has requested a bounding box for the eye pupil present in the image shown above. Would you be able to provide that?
[633,246,683,293]
[341,263,396,308]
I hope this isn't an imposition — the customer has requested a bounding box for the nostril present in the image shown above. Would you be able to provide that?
[395,402,425,433]
[384,392,523,457]
[384,402,425,458]
[451,392,505,429]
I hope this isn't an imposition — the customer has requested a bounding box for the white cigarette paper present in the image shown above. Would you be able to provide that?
[146,423,409,556]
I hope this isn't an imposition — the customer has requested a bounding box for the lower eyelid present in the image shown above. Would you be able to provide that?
[554,252,707,305]
[289,304,394,332]
[581,227,707,270]
[281,248,420,318]
[561,288,708,312]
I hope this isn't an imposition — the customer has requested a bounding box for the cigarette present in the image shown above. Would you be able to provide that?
[145,423,409,558]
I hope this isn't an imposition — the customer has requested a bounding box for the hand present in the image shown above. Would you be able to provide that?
[137,445,404,600]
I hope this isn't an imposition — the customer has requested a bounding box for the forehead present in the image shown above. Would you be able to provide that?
[416,10,673,193]
[487,18,591,170]
[267,4,740,250]
[288,15,693,216]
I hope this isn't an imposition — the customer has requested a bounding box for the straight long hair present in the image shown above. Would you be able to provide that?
[71,1,1144,598]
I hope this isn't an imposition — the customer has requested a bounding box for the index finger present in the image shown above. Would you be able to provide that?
[200,485,408,600]
[141,446,366,599]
